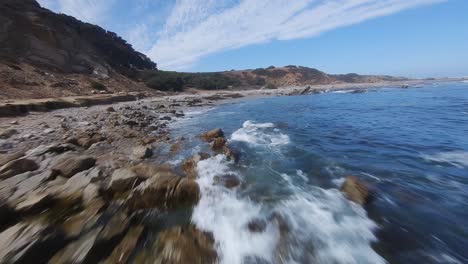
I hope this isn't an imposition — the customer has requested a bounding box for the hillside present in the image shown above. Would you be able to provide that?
[138,66,406,91]
[0,0,157,99]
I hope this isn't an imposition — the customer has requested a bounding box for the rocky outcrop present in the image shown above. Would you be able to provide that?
[0,0,156,77]
[51,155,96,178]
[128,170,200,210]
[103,226,144,264]
[136,225,217,264]
[340,176,371,205]
[200,128,224,142]
[0,158,39,180]
[182,153,210,179]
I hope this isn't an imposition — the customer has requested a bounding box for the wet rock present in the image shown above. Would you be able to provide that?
[137,225,216,264]
[109,168,140,192]
[247,219,267,233]
[200,128,224,142]
[106,106,115,112]
[49,227,103,264]
[131,163,171,180]
[51,155,96,178]
[0,128,18,139]
[223,145,239,162]
[128,170,200,210]
[213,174,241,189]
[182,153,210,179]
[103,226,144,264]
[211,137,227,150]
[340,176,370,205]
[160,116,172,121]
[132,145,153,160]
[0,158,39,180]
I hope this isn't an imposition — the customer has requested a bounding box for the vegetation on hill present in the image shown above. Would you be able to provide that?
[138,70,242,91]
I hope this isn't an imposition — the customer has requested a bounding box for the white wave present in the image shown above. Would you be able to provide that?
[331,90,355,94]
[231,120,290,147]
[276,189,385,264]
[296,170,309,182]
[192,155,279,264]
[193,155,384,264]
[423,151,468,168]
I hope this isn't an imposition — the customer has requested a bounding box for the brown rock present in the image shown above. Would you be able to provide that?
[0,158,39,180]
[103,226,144,264]
[109,168,140,192]
[132,145,153,160]
[182,153,210,179]
[0,128,18,139]
[211,137,227,150]
[340,176,370,205]
[51,155,96,178]
[128,170,200,210]
[137,225,216,264]
[131,162,171,180]
[200,128,224,142]
[0,151,25,167]
[223,145,239,162]
[106,106,115,112]
[49,227,103,264]
[62,199,105,238]
[98,211,129,241]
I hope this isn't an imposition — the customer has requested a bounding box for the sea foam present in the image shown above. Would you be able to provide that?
[231,120,290,147]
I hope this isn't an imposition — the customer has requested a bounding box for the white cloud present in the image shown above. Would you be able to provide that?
[148,0,446,70]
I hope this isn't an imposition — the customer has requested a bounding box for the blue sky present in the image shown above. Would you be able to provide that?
[38,0,467,78]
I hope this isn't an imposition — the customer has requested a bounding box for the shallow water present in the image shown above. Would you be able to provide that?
[170,82,468,264]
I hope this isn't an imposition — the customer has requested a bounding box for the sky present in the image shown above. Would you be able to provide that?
[37,0,468,78]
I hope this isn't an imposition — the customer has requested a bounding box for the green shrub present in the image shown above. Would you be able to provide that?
[90,80,106,91]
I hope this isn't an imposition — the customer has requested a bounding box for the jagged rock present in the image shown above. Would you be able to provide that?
[211,137,227,150]
[0,158,39,180]
[26,143,76,157]
[136,225,216,264]
[109,168,140,192]
[103,226,144,264]
[340,176,370,205]
[0,221,61,263]
[62,199,105,238]
[0,128,18,139]
[132,145,153,160]
[223,145,239,162]
[14,192,52,213]
[214,174,241,189]
[49,227,103,264]
[51,155,96,178]
[182,153,210,179]
[0,151,25,167]
[98,211,129,241]
[200,128,224,142]
[127,170,200,210]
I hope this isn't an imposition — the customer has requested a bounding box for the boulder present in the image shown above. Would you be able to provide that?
[200,128,224,142]
[340,176,370,205]
[213,174,241,189]
[0,158,39,180]
[61,199,105,238]
[26,143,76,157]
[0,128,18,139]
[106,106,115,112]
[51,155,96,178]
[103,226,144,264]
[97,211,129,241]
[131,163,171,180]
[0,221,61,263]
[182,153,210,179]
[49,227,102,264]
[223,145,239,162]
[136,225,216,264]
[211,137,227,150]
[132,145,153,160]
[127,171,200,210]
[0,151,25,167]
[109,168,140,192]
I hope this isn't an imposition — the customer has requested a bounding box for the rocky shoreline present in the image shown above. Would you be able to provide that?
[0,82,408,263]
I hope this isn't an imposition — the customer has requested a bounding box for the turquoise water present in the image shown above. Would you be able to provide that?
[170,82,468,264]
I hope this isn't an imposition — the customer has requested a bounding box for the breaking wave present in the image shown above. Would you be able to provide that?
[231,120,290,147]
[423,151,468,168]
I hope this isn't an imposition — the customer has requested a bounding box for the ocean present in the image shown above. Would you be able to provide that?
[168,82,468,264]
